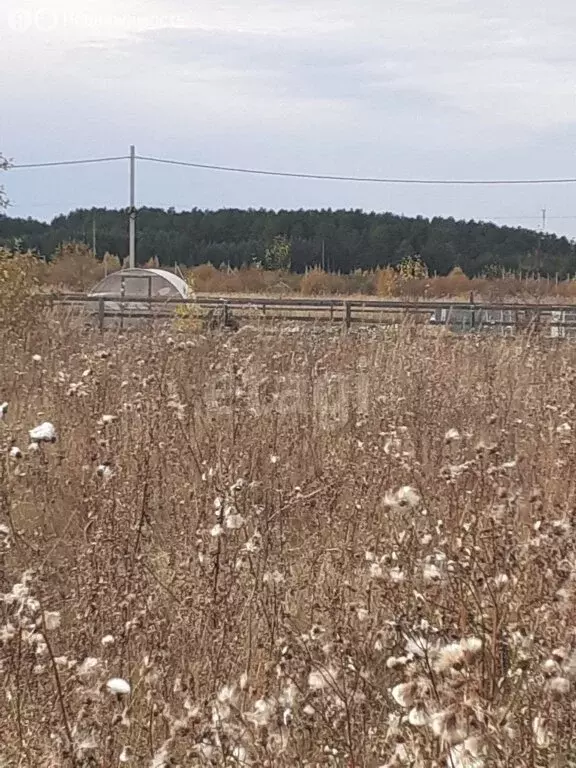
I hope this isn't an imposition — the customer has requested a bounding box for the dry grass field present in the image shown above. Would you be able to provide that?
[2,300,576,767]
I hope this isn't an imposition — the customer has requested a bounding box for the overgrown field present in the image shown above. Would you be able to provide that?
[2,313,576,767]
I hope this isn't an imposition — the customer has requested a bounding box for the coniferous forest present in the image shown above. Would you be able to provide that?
[1,207,574,276]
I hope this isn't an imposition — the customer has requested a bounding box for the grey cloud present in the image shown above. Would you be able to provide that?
[5,0,576,237]
[130,27,374,95]
[120,26,460,115]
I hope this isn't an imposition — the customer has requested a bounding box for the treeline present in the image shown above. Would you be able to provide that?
[1,207,575,276]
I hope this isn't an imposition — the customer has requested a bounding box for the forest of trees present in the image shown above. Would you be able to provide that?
[1,206,574,276]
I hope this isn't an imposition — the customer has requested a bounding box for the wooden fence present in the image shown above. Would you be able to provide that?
[48,292,576,337]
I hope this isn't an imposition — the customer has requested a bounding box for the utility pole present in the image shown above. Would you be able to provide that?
[535,208,546,274]
[92,215,96,257]
[321,238,326,271]
[129,144,136,269]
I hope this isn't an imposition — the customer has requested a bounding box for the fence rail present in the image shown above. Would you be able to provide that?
[49,293,576,337]
[53,293,576,312]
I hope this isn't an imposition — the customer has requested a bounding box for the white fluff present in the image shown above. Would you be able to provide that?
[106,677,131,695]
[408,704,429,727]
[44,611,61,631]
[29,422,57,443]
[391,682,416,708]
[96,464,113,480]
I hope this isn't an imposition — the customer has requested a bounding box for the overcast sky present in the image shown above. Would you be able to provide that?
[2,0,576,238]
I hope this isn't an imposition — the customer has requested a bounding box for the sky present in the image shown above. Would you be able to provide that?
[2,0,576,238]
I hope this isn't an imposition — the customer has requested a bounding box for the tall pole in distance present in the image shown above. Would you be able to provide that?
[129,145,136,269]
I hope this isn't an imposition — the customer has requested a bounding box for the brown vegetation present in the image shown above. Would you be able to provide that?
[1,287,576,765]
[14,241,576,302]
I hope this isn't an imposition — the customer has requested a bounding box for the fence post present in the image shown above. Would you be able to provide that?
[120,275,126,331]
[223,302,229,327]
[344,301,352,330]
[469,291,475,330]
[98,296,105,333]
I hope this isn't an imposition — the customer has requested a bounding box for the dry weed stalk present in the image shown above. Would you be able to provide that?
[1,304,576,766]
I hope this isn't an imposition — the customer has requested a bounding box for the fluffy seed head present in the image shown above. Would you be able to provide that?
[29,422,57,443]
[434,642,465,673]
[106,677,131,696]
[549,676,570,696]
[423,563,442,583]
[445,428,461,442]
[391,682,417,708]
[384,485,421,511]
[43,611,61,631]
[408,704,429,727]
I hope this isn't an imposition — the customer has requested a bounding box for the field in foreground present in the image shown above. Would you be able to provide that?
[2,314,576,767]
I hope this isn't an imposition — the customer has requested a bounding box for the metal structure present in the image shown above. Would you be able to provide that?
[550,310,576,339]
[89,268,188,301]
[129,144,136,269]
[87,268,189,328]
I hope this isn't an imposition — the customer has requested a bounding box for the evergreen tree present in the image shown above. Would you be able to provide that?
[0,206,573,277]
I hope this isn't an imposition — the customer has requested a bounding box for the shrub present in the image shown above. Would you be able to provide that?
[102,251,121,275]
[0,247,42,336]
[375,267,399,297]
[174,270,202,332]
[190,265,299,295]
[300,268,350,296]
[46,242,106,291]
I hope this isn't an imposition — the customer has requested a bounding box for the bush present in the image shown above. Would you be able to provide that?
[375,267,399,297]
[300,268,350,296]
[174,270,202,332]
[190,265,299,295]
[0,247,42,336]
[46,242,108,291]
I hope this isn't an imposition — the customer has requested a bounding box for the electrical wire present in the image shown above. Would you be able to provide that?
[10,156,129,169]
[491,215,576,221]
[137,154,576,186]
[7,151,576,186]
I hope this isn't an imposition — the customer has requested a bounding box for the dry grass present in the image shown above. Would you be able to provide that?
[2,306,576,767]
[30,245,576,303]
[191,265,576,302]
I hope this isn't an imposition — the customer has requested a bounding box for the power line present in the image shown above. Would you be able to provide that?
[491,215,576,221]
[137,154,576,186]
[8,155,576,186]
[10,155,129,169]
[7,151,576,185]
